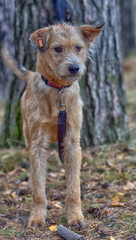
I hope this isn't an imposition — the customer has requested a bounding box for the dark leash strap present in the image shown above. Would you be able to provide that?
[58,89,66,163]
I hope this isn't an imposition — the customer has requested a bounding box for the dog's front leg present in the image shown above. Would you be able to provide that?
[28,135,49,227]
[63,130,84,226]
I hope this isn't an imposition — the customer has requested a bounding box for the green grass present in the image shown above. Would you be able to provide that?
[0,207,8,214]
[104,170,132,183]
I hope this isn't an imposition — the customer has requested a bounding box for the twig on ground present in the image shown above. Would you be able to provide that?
[57,224,84,240]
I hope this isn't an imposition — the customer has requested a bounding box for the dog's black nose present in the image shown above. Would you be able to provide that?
[68,64,79,74]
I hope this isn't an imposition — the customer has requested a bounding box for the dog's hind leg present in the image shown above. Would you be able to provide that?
[28,132,49,227]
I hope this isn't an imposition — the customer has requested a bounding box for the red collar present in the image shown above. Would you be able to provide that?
[41,75,71,90]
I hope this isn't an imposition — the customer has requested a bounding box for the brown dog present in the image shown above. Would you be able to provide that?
[1,23,103,227]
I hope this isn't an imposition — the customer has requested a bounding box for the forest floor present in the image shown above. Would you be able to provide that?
[0,55,136,240]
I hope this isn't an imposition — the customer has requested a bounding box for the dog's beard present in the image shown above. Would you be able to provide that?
[55,64,86,82]
[59,74,80,82]
[48,61,86,82]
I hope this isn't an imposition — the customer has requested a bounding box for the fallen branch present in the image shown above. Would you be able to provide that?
[57,224,84,240]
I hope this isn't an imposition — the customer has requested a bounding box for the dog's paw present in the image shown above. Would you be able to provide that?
[67,209,86,229]
[28,205,47,227]
[69,220,88,230]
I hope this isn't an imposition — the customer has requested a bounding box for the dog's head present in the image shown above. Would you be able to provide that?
[30,23,103,84]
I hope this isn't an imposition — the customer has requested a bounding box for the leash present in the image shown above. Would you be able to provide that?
[41,75,71,163]
[58,88,66,162]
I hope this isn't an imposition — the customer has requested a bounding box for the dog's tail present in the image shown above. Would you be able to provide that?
[0,32,31,82]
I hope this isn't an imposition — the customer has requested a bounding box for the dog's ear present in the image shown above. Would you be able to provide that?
[80,23,104,43]
[30,27,49,52]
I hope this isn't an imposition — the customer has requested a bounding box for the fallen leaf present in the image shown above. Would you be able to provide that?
[102,209,112,215]
[112,202,124,207]
[3,190,12,196]
[9,167,23,176]
[20,181,28,186]
[112,195,124,207]
[1,154,9,160]
[49,224,58,231]
[11,192,18,200]
[54,203,62,209]
[112,196,120,203]
[52,201,62,209]
[116,192,124,196]
[109,237,116,240]
[123,181,136,191]
[117,153,125,160]
[49,172,57,178]
[106,160,118,169]
[0,171,5,176]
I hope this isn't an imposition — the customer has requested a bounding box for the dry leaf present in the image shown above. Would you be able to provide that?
[20,181,28,186]
[106,160,117,169]
[49,224,58,231]
[9,167,21,176]
[54,203,62,209]
[112,196,120,203]
[117,153,125,160]
[2,154,9,160]
[112,195,124,207]
[123,181,136,191]
[0,171,5,176]
[49,172,57,178]
[116,192,124,196]
[3,190,12,196]
[109,237,116,240]
[112,202,124,207]
[52,201,62,209]
[103,209,112,215]
[11,192,18,200]
[83,162,88,168]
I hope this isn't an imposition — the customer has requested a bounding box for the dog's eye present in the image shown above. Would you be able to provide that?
[54,47,63,53]
[75,46,81,52]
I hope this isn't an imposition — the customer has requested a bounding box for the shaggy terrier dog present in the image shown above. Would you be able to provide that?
[1,23,103,227]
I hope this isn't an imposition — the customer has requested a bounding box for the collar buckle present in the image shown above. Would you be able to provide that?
[59,88,66,110]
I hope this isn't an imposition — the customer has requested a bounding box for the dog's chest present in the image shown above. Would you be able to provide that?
[39,93,68,142]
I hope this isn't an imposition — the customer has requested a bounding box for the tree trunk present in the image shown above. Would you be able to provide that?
[120,0,135,57]
[0,0,129,147]
[0,0,54,146]
[0,0,15,101]
[69,0,129,147]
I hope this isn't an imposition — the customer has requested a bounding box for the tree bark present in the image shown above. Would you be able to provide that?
[0,0,54,146]
[69,0,129,147]
[119,0,135,57]
[0,0,15,101]
[0,0,129,147]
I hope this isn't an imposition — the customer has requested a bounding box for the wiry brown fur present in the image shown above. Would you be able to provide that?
[1,23,103,227]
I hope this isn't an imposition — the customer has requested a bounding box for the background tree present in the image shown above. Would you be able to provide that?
[0,0,133,147]
[119,0,136,58]
[0,0,15,101]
